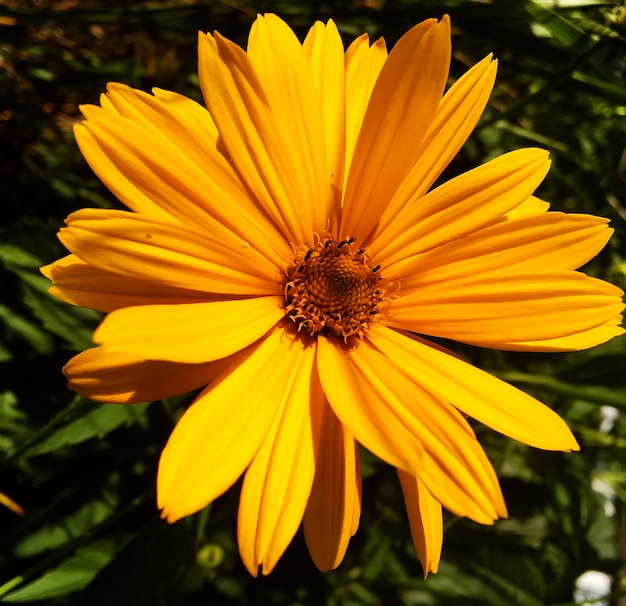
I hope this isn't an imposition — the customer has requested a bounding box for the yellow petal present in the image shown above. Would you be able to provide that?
[343,33,387,197]
[58,208,281,297]
[390,272,624,351]
[507,320,624,351]
[374,54,497,240]
[76,95,286,265]
[397,470,443,577]
[317,336,425,473]
[158,327,300,521]
[237,339,321,576]
[341,16,451,241]
[349,338,506,523]
[64,347,231,404]
[392,212,614,291]
[369,328,579,451]
[91,297,283,363]
[106,86,286,259]
[303,19,346,232]
[371,148,550,264]
[303,401,361,572]
[246,14,330,236]
[0,491,25,516]
[198,20,324,244]
[94,84,221,160]
[406,53,497,200]
[74,118,170,223]
[505,195,550,219]
[41,255,209,313]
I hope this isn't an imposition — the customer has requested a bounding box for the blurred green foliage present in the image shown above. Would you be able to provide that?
[1,0,626,604]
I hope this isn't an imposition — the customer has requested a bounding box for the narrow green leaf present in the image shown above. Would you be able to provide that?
[32,401,149,457]
[0,302,54,355]
[526,1,588,47]
[14,491,118,558]
[571,71,626,102]
[425,561,506,604]
[464,552,546,606]
[21,274,99,351]
[0,243,43,271]
[8,399,150,464]
[1,539,119,602]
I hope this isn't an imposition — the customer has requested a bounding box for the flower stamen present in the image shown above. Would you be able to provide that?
[283,237,386,345]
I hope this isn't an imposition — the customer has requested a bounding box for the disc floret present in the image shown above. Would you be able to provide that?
[284,237,386,344]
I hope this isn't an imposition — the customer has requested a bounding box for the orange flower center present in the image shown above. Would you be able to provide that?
[283,237,385,344]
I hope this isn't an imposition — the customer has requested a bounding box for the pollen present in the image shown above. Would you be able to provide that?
[283,237,386,344]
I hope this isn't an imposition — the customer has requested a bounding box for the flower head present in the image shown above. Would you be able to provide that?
[42,14,624,576]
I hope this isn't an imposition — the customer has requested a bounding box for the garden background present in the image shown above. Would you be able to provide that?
[1,0,625,604]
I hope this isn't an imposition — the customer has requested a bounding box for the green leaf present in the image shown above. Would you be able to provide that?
[0,391,30,455]
[572,71,626,103]
[14,491,118,558]
[1,242,99,352]
[0,243,44,271]
[0,391,26,425]
[9,399,150,463]
[525,1,588,47]
[464,550,546,606]
[23,282,99,351]
[425,560,507,605]
[1,539,119,602]
[0,302,54,355]
[31,401,150,456]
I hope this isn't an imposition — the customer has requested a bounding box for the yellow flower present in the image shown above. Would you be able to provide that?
[42,14,624,577]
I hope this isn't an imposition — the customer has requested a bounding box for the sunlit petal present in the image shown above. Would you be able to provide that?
[348,337,507,523]
[343,33,387,195]
[238,340,321,576]
[372,148,551,263]
[199,19,328,244]
[58,208,281,296]
[90,297,283,363]
[64,346,233,404]
[369,328,579,451]
[302,19,346,230]
[75,96,287,265]
[42,254,209,312]
[341,16,451,240]
[158,328,300,521]
[373,54,498,239]
[505,195,550,219]
[393,212,613,289]
[317,336,425,474]
[390,272,624,351]
[303,400,361,571]
[397,470,443,577]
